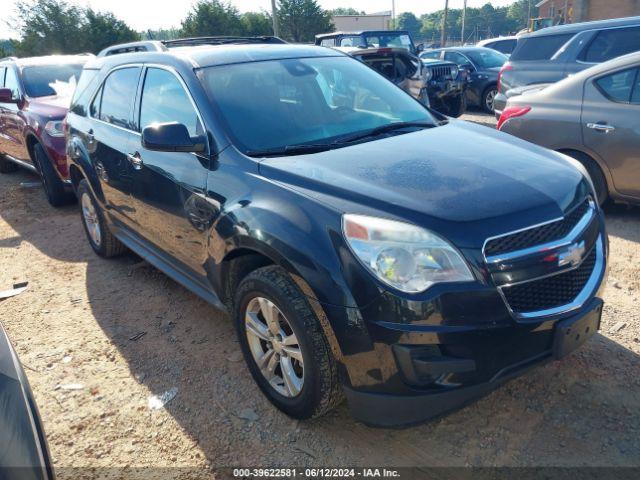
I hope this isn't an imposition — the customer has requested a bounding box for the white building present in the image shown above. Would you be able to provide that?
[332,12,392,32]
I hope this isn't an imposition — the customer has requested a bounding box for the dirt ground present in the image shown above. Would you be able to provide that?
[1,111,639,478]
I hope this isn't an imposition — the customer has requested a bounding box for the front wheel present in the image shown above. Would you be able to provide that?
[77,179,127,257]
[445,94,467,118]
[234,266,342,419]
[482,86,498,114]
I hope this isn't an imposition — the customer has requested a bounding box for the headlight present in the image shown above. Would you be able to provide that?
[423,66,432,82]
[342,215,474,293]
[44,120,64,137]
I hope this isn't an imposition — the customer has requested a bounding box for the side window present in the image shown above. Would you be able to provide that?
[99,67,141,129]
[139,68,202,136]
[583,27,640,63]
[420,51,441,60]
[632,70,640,104]
[90,86,102,118]
[511,33,574,61]
[70,69,99,116]
[4,67,21,100]
[444,52,468,66]
[320,39,335,47]
[595,68,638,103]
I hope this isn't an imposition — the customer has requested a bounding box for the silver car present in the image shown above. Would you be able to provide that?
[498,52,640,206]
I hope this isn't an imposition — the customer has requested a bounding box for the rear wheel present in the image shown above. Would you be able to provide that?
[77,179,127,257]
[446,94,467,118]
[33,143,74,207]
[234,266,342,419]
[0,155,18,173]
[563,150,608,206]
[482,85,498,113]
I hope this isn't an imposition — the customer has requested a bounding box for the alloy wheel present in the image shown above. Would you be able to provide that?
[244,297,304,397]
[81,192,101,247]
[485,89,497,112]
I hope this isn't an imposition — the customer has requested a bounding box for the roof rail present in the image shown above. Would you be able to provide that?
[162,36,287,48]
[0,56,18,63]
[97,41,167,57]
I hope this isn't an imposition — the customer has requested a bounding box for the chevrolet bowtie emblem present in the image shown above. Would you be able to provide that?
[558,241,586,268]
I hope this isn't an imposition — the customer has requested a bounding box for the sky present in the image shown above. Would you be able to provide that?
[0,0,516,39]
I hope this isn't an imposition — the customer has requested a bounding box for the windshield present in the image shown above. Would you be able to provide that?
[363,33,415,53]
[200,56,436,155]
[466,49,508,69]
[21,64,84,98]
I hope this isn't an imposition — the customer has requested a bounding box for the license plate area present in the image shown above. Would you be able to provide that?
[553,301,602,359]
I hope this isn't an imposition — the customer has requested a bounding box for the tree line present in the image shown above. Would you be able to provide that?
[3,0,333,57]
[1,0,532,58]
[396,0,531,43]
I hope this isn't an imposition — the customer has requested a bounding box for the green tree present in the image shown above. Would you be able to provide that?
[395,12,421,38]
[241,12,273,36]
[181,0,244,37]
[80,9,138,53]
[277,0,333,42]
[11,0,138,56]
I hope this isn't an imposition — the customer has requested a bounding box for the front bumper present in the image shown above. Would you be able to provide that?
[342,297,603,427]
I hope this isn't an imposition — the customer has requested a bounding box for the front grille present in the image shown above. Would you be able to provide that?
[485,200,590,257]
[428,65,453,80]
[502,247,597,314]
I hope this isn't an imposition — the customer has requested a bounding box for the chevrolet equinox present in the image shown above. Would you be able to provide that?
[66,39,608,427]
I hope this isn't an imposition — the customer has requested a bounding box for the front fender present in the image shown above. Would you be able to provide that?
[66,132,106,205]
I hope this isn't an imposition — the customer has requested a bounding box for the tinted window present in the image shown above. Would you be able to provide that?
[489,39,517,54]
[466,49,508,68]
[201,56,436,154]
[21,64,84,97]
[511,33,574,61]
[139,68,202,136]
[632,70,640,104]
[4,67,20,101]
[420,51,441,60]
[583,26,640,63]
[70,69,99,116]
[595,68,638,103]
[99,67,140,129]
[444,52,469,66]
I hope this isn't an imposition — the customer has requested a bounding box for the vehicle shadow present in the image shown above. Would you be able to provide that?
[604,202,640,244]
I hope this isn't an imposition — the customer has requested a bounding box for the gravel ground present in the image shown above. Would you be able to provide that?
[1,110,639,478]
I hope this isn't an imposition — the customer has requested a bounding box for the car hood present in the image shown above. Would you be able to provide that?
[27,95,70,119]
[258,121,589,248]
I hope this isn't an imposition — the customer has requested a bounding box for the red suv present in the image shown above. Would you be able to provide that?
[0,55,91,206]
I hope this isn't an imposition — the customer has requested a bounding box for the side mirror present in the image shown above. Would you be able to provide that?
[0,88,17,104]
[141,122,206,153]
[416,43,425,54]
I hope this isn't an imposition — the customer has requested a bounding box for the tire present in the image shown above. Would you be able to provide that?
[481,85,498,114]
[33,143,75,207]
[446,94,467,118]
[77,179,127,258]
[234,266,342,420]
[0,155,18,173]
[563,150,608,206]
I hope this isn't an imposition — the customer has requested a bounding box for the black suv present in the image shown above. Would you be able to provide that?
[66,39,608,426]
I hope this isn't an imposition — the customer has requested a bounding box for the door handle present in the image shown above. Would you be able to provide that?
[127,152,143,170]
[586,123,615,133]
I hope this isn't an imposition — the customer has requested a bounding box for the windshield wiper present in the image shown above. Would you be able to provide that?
[246,143,334,158]
[332,121,436,145]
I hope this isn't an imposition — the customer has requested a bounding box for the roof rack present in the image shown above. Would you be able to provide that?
[97,36,287,57]
[98,41,167,57]
[162,36,286,48]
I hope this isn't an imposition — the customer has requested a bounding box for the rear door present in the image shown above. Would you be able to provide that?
[89,66,142,228]
[0,66,28,162]
[582,67,640,198]
[129,65,211,279]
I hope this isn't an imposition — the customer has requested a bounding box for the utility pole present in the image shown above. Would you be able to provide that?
[461,0,467,45]
[440,0,449,47]
[391,0,396,29]
[271,0,279,37]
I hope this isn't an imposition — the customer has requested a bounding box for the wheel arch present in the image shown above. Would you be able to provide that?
[557,147,614,195]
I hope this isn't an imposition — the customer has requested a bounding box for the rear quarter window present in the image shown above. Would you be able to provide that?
[511,33,574,61]
[70,69,99,116]
[581,26,640,63]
